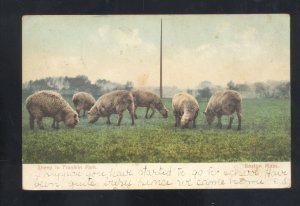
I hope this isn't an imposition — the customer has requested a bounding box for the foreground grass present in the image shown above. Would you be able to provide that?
[22,97,290,163]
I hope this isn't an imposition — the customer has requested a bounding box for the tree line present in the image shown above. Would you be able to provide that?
[22,75,290,99]
[193,80,290,100]
[22,75,134,97]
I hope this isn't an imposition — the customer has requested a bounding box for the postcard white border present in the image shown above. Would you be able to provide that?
[23,162,290,190]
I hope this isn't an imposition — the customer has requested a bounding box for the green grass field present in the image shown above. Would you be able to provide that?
[22,95,290,163]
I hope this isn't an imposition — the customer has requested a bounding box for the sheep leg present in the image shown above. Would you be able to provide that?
[192,119,196,128]
[227,115,234,129]
[145,107,150,119]
[176,116,181,127]
[216,116,222,128]
[127,108,135,126]
[173,111,178,127]
[76,108,81,117]
[117,113,123,126]
[126,106,135,125]
[237,113,242,130]
[134,107,138,119]
[106,116,111,125]
[130,112,135,126]
[149,106,156,118]
[56,121,59,129]
[193,111,198,128]
[29,115,34,130]
[52,119,56,129]
[52,119,60,129]
[83,110,86,117]
[179,114,183,127]
[37,117,44,130]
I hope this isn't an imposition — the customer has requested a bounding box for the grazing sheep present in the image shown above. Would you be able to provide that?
[203,90,242,130]
[25,90,79,130]
[72,92,96,117]
[132,90,168,119]
[172,92,199,128]
[88,90,135,126]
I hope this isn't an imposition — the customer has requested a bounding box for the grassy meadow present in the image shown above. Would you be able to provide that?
[22,95,290,163]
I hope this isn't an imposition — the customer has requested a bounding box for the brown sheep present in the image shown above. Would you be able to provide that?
[88,90,135,126]
[132,90,168,119]
[25,90,79,130]
[72,92,96,117]
[203,90,242,130]
[172,92,199,128]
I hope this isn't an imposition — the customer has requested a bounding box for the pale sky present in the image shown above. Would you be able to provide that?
[22,14,290,88]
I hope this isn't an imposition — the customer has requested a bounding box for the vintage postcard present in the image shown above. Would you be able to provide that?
[22,15,290,190]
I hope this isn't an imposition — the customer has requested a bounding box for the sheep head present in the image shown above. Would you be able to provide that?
[203,110,215,126]
[63,110,79,128]
[88,106,101,123]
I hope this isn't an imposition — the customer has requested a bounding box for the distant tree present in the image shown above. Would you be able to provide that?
[95,78,124,92]
[95,79,110,87]
[68,75,91,91]
[227,80,239,91]
[45,76,70,90]
[254,82,269,98]
[273,81,290,98]
[89,84,102,97]
[198,81,213,89]
[33,79,53,90]
[187,89,194,95]
[196,87,212,100]
[124,81,134,90]
[28,80,33,92]
[236,83,250,93]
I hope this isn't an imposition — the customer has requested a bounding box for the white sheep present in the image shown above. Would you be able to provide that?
[72,92,96,117]
[26,90,79,130]
[88,90,135,126]
[132,90,168,119]
[172,92,199,128]
[203,90,242,130]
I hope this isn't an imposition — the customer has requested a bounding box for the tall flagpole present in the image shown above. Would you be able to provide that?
[160,19,163,99]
